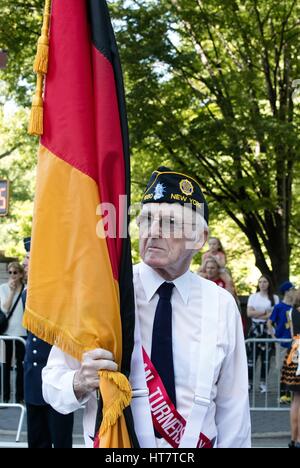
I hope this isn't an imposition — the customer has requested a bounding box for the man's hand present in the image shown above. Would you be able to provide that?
[73,349,118,400]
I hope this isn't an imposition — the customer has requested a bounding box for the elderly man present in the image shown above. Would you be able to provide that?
[42,167,251,448]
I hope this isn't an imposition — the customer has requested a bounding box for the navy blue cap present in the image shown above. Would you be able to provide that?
[279,281,294,294]
[142,167,209,224]
[23,237,31,252]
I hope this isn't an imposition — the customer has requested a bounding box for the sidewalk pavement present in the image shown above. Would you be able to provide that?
[0,405,85,448]
[0,406,291,448]
[251,410,291,448]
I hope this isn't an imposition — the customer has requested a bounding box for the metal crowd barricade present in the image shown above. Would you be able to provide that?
[245,337,292,411]
[0,335,27,442]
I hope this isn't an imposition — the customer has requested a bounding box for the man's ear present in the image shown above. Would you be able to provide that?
[192,227,208,251]
[200,228,209,248]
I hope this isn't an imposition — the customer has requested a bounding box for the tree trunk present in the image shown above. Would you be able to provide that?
[241,213,290,290]
[267,223,291,289]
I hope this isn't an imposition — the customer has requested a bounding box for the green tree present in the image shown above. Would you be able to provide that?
[0,0,42,106]
[0,106,37,257]
[1,0,299,288]
[112,0,300,288]
[0,1,42,256]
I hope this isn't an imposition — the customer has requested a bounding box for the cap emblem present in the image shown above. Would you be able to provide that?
[153,183,166,200]
[180,179,194,196]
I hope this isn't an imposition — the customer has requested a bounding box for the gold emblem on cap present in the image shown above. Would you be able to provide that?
[180,179,194,196]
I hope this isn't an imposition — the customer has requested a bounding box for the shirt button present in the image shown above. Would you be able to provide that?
[33,350,37,354]
[33,362,38,367]
[33,338,37,342]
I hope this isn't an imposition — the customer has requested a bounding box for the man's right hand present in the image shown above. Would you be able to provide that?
[73,349,118,400]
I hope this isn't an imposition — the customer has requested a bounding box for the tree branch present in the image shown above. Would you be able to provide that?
[0,144,21,160]
[252,0,277,115]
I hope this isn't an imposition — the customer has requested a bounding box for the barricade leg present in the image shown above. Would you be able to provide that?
[16,404,26,443]
[0,337,27,444]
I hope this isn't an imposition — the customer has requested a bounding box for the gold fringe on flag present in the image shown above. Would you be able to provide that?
[33,0,52,74]
[28,0,52,136]
[25,305,133,446]
[23,306,85,363]
[98,371,132,437]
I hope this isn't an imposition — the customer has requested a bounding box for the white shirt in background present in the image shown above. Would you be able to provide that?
[247,292,279,323]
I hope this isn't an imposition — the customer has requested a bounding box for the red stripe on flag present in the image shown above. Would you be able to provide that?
[41,0,125,280]
[92,45,125,279]
[42,0,98,181]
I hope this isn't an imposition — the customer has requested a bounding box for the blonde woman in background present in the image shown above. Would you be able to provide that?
[200,237,226,271]
[0,262,26,402]
[198,237,235,294]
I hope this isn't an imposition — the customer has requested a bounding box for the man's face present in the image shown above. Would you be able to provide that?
[138,203,207,276]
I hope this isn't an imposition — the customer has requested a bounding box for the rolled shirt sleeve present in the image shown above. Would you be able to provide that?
[42,345,90,414]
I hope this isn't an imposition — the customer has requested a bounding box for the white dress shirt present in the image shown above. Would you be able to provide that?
[42,262,251,448]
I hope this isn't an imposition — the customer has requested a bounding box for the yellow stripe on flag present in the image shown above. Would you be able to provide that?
[23,145,122,363]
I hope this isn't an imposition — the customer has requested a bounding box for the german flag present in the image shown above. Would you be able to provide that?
[24,0,137,448]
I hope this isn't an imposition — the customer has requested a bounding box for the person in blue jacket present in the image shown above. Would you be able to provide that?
[23,237,74,448]
[267,281,295,403]
[268,281,295,344]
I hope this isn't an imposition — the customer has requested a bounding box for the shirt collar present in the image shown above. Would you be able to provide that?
[139,262,191,305]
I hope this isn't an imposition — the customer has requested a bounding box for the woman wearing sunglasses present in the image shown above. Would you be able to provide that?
[0,262,26,403]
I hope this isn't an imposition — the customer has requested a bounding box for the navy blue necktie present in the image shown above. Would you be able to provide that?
[151,282,176,408]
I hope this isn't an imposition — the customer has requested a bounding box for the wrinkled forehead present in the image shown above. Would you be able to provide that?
[142,202,192,216]
[141,203,207,226]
